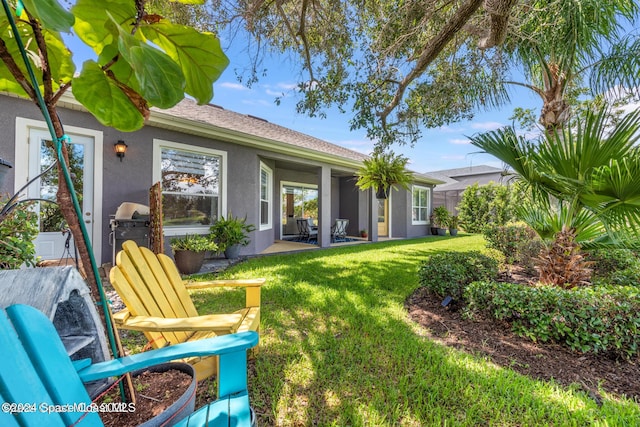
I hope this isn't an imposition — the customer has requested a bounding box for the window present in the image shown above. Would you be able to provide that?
[259,162,272,230]
[153,140,226,234]
[412,186,430,224]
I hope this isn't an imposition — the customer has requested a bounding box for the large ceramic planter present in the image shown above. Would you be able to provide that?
[174,250,205,275]
[136,362,197,427]
[224,244,241,259]
[449,228,458,236]
[437,228,447,236]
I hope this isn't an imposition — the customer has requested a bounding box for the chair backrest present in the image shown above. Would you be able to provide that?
[332,219,349,236]
[296,218,310,234]
[110,240,200,348]
[0,304,103,427]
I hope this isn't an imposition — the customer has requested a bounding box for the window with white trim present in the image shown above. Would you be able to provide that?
[259,162,272,230]
[153,140,226,234]
[412,186,430,224]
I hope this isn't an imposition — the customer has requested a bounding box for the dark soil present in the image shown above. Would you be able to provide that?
[99,369,192,427]
[405,282,640,405]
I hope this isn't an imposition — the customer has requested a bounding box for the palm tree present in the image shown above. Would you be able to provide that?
[470,108,640,285]
[505,0,640,132]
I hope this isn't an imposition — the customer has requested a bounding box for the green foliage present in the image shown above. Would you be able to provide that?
[209,213,256,250]
[586,249,640,287]
[431,206,450,229]
[0,201,39,269]
[418,251,500,299]
[170,234,217,253]
[470,108,640,247]
[465,281,640,358]
[355,151,413,197]
[448,215,459,229]
[0,0,229,132]
[457,182,518,233]
[483,222,543,271]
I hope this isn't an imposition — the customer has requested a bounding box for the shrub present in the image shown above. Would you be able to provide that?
[0,200,39,269]
[457,182,518,233]
[418,251,500,299]
[586,249,640,287]
[465,281,640,358]
[483,222,543,272]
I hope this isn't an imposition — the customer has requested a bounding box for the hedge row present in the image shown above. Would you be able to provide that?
[464,281,640,358]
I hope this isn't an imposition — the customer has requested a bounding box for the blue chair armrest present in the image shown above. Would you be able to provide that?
[78,331,258,382]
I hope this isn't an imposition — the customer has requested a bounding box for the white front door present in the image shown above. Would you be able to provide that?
[27,129,95,260]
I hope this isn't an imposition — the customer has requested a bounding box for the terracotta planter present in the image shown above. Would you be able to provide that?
[174,250,205,275]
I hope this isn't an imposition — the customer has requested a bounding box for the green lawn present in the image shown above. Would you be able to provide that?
[192,235,640,426]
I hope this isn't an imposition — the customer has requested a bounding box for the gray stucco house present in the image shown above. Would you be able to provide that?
[0,92,442,264]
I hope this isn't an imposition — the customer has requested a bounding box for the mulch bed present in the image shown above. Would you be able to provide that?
[405,285,640,405]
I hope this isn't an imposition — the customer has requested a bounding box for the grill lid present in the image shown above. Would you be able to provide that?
[114,202,150,220]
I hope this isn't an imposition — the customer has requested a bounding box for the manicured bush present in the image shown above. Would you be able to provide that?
[418,251,500,299]
[457,182,517,233]
[483,222,543,272]
[465,281,640,358]
[586,249,640,287]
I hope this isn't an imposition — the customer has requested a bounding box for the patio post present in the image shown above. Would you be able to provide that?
[318,165,332,247]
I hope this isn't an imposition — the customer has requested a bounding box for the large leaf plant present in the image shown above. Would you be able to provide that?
[0,0,228,312]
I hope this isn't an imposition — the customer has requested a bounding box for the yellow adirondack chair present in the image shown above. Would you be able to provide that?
[109,240,264,380]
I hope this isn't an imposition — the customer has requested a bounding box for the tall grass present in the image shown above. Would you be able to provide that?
[192,235,639,426]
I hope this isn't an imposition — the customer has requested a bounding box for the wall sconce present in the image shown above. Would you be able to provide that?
[114,140,128,162]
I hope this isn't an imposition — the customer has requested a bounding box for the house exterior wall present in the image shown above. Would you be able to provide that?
[2,94,441,264]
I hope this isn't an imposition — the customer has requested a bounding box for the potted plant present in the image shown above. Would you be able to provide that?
[429,214,438,235]
[360,229,368,238]
[209,213,256,259]
[355,151,413,199]
[448,215,459,236]
[170,234,217,275]
[432,206,450,236]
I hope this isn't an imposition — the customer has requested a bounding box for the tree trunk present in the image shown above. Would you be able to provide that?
[48,106,104,326]
[539,63,571,132]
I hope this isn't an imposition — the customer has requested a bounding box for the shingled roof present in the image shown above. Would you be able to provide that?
[154,98,368,164]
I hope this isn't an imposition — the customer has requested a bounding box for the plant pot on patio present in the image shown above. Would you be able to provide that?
[174,250,206,275]
[224,244,241,259]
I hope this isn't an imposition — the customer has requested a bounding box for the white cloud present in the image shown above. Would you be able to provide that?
[436,125,466,134]
[265,89,284,97]
[449,138,470,145]
[241,99,272,107]
[219,82,249,91]
[470,121,504,131]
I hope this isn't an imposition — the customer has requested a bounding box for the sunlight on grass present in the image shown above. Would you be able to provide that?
[192,235,640,426]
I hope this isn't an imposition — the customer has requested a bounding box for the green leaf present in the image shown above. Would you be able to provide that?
[72,60,144,131]
[21,0,74,33]
[44,31,75,85]
[113,17,185,108]
[71,0,136,55]
[141,22,229,104]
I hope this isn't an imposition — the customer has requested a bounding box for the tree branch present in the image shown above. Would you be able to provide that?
[27,12,53,103]
[0,38,36,100]
[377,0,485,123]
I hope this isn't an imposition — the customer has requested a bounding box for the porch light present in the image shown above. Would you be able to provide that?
[114,140,128,161]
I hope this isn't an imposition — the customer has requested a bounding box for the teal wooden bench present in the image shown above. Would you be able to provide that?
[0,304,258,426]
